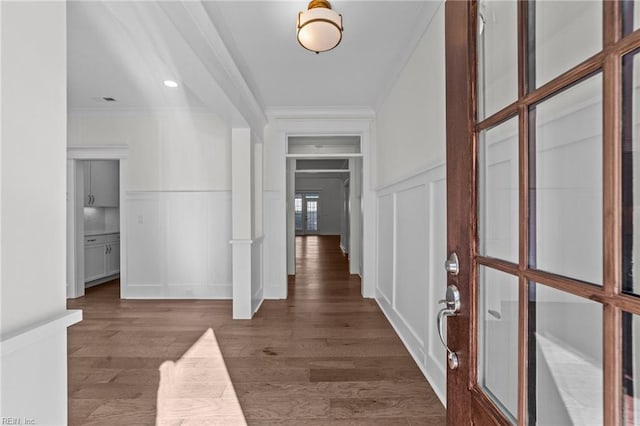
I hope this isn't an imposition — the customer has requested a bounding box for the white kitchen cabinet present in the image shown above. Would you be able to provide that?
[84,160,119,207]
[84,241,107,282]
[106,241,120,276]
[84,233,120,284]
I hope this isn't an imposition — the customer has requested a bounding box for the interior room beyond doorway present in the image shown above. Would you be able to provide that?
[286,136,363,278]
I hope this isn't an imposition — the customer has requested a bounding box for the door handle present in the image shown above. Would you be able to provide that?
[437,284,461,370]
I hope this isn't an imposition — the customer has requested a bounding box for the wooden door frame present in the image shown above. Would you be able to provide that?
[444,1,482,424]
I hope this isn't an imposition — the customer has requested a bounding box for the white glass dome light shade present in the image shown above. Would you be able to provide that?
[297,6,343,53]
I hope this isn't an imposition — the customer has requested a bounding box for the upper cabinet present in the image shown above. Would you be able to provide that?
[84,160,119,207]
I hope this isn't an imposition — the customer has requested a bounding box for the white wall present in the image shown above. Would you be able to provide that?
[373,1,447,404]
[375,2,445,189]
[2,1,68,336]
[262,121,287,298]
[1,2,80,424]
[295,176,345,235]
[68,111,231,191]
[68,111,233,299]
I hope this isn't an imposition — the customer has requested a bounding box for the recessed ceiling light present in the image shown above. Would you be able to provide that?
[163,80,178,88]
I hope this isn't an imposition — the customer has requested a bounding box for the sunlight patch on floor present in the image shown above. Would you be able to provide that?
[156,328,247,425]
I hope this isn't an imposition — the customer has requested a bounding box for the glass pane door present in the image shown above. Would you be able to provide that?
[306,199,318,233]
[446,0,640,423]
[462,0,633,423]
[295,192,320,235]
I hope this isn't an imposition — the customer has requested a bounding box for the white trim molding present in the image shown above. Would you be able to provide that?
[0,310,81,425]
[66,146,129,300]
[67,145,129,160]
[266,114,377,299]
[1,310,82,356]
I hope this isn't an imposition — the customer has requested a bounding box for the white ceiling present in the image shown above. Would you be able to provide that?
[67,1,440,117]
[203,1,439,108]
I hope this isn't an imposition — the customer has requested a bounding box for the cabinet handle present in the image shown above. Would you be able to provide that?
[87,239,96,242]
[91,195,95,205]
[88,195,91,205]
[108,245,111,254]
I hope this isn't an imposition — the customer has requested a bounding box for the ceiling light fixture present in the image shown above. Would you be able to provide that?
[163,80,178,88]
[297,0,343,54]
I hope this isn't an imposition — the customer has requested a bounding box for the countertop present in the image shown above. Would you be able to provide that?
[85,231,120,237]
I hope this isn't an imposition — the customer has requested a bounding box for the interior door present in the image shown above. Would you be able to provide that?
[443,1,640,424]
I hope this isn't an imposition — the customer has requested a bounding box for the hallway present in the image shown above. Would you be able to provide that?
[67,235,444,425]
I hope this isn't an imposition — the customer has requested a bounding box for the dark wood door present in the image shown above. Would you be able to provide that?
[444,1,640,424]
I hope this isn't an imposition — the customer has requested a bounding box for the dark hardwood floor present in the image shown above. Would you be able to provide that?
[68,235,445,425]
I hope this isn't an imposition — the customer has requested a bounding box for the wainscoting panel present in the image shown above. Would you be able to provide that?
[395,185,428,347]
[165,193,209,287]
[375,164,446,405]
[263,191,286,299]
[127,193,165,287]
[376,194,395,305]
[125,191,232,299]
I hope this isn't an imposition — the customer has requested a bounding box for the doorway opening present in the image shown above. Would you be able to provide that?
[81,160,121,292]
[67,146,128,300]
[286,136,363,281]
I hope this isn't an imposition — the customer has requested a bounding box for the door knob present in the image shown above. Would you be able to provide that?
[437,284,461,370]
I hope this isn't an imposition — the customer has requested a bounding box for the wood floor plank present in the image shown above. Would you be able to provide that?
[68,235,445,424]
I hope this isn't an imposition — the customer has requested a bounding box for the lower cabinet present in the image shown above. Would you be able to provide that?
[107,241,120,276]
[84,233,120,284]
[85,243,108,282]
